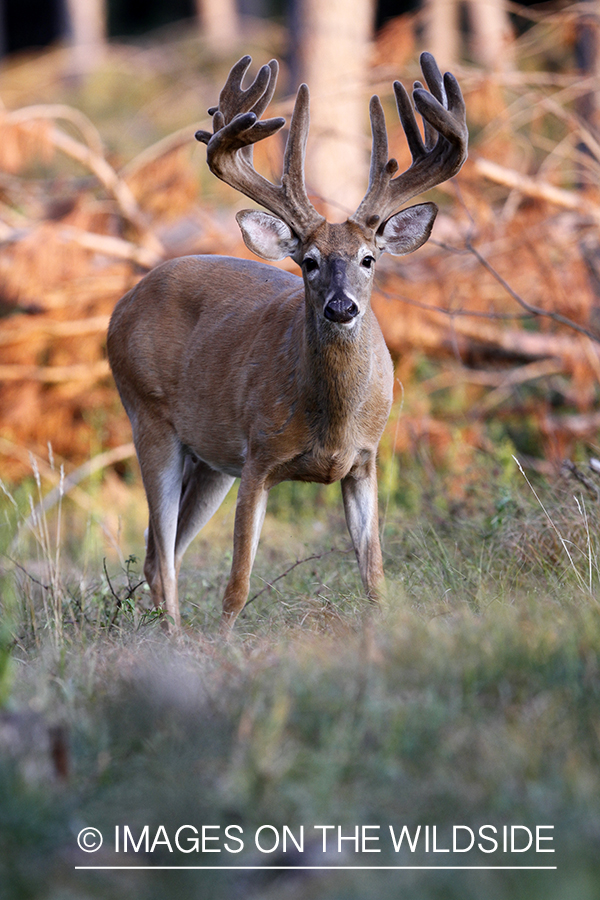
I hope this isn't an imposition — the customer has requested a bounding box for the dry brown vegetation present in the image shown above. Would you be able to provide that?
[2,10,600,484]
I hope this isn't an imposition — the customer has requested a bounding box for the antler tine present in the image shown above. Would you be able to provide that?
[250,59,279,120]
[366,97,392,183]
[195,56,323,238]
[418,52,446,105]
[196,57,280,147]
[352,96,398,231]
[216,56,270,123]
[351,52,468,232]
[283,84,310,182]
[394,80,427,159]
[412,80,437,151]
[279,83,323,230]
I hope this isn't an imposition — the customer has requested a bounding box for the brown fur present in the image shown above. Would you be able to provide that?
[108,247,394,629]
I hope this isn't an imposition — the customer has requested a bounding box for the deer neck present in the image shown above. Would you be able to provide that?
[301,305,375,447]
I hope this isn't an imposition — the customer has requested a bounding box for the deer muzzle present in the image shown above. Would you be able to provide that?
[323,293,359,324]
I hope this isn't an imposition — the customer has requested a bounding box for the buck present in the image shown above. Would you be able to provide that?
[107,53,467,631]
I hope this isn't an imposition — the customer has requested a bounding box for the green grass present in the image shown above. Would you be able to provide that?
[1,453,600,899]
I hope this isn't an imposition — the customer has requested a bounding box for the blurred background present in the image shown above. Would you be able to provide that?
[2,0,600,503]
[3,14,600,897]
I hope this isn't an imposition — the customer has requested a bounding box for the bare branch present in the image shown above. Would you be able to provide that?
[465,238,600,344]
[0,315,111,347]
[474,156,600,226]
[561,459,600,499]
[5,104,105,157]
[0,361,110,383]
[59,226,160,268]
[243,546,353,611]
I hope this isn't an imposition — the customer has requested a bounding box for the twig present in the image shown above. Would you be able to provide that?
[474,156,600,226]
[103,558,121,605]
[0,221,159,267]
[471,359,564,414]
[376,279,535,322]
[0,361,110,382]
[48,125,163,252]
[465,237,600,344]
[59,226,160,268]
[103,558,124,629]
[0,315,111,346]
[6,556,51,591]
[561,459,600,500]
[243,546,353,611]
[5,104,105,156]
[422,358,562,394]
[102,558,144,628]
[3,108,165,259]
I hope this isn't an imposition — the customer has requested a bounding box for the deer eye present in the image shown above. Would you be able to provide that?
[303,257,319,273]
[361,255,375,270]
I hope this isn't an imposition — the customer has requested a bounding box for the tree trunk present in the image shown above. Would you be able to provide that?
[468,0,514,71]
[196,0,239,54]
[423,0,460,70]
[424,0,514,71]
[293,0,376,221]
[65,0,106,76]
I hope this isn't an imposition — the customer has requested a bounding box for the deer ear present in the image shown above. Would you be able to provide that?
[376,202,438,256]
[236,210,300,261]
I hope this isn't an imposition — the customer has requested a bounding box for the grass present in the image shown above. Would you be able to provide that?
[1,450,600,899]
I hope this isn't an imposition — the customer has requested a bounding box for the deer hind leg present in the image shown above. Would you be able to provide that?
[174,455,235,577]
[341,462,386,602]
[220,467,269,633]
[135,422,185,629]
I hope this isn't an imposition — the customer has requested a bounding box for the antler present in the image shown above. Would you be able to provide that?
[351,52,468,232]
[195,56,324,238]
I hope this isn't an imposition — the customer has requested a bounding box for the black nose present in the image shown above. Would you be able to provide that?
[324,296,359,324]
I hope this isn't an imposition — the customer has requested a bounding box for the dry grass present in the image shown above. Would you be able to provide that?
[1,453,600,899]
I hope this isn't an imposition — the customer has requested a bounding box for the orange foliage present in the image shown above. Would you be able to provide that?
[3,26,600,481]
[0,114,54,173]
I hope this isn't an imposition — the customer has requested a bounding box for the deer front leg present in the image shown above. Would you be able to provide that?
[341,460,385,602]
[220,467,269,633]
[135,421,184,630]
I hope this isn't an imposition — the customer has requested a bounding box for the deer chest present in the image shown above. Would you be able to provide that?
[267,445,372,487]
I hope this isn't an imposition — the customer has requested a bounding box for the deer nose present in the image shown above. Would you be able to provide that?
[323,294,359,324]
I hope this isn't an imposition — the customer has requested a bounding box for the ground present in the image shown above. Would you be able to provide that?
[1,452,599,899]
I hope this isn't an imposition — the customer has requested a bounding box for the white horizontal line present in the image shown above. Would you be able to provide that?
[74,865,558,871]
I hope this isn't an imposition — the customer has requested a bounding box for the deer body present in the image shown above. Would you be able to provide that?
[108,54,467,630]
[110,251,393,484]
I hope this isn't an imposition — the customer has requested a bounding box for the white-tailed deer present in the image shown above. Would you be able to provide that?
[107,53,467,631]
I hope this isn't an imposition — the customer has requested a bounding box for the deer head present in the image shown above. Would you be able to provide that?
[196,53,468,330]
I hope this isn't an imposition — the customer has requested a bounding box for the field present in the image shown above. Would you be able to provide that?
[1,447,600,899]
[2,9,600,900]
